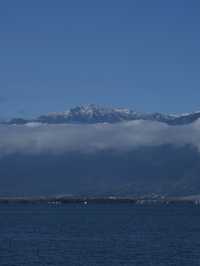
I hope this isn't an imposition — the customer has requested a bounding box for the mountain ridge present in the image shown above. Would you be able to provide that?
[4,104,200,125]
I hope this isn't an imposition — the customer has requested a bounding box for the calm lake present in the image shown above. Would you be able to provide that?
[0,203,200,265]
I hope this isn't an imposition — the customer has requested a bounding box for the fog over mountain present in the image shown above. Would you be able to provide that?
[1,119,200,155]
[1,105,200,197]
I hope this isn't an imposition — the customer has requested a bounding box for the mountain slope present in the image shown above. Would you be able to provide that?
[0,145,199,197]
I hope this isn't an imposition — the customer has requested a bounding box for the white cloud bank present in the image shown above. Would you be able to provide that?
[0,120,200,155]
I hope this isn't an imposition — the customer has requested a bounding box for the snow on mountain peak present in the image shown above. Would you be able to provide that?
[4,105,200,125]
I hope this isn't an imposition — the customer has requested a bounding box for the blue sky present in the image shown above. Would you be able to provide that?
[0,0,200,118]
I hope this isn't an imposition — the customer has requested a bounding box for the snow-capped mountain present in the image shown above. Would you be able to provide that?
[37,105,145,124]
[5,104,200,125]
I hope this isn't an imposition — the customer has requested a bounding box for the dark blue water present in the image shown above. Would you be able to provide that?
[0,204,200,265]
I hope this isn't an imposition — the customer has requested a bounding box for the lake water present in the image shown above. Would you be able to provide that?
[0,204,200,265]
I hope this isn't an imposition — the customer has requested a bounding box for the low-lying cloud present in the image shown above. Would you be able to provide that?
[0,120,200,155]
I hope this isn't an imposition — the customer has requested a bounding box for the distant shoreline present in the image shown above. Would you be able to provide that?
[0,196,199,204]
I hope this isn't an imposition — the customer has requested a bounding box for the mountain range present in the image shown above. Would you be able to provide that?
[1,104,200,197]
[5,104,200,125]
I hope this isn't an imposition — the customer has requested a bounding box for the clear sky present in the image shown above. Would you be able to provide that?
[0,0,200,118]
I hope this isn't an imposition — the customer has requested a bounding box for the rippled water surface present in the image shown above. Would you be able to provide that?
[0,204,200,265]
